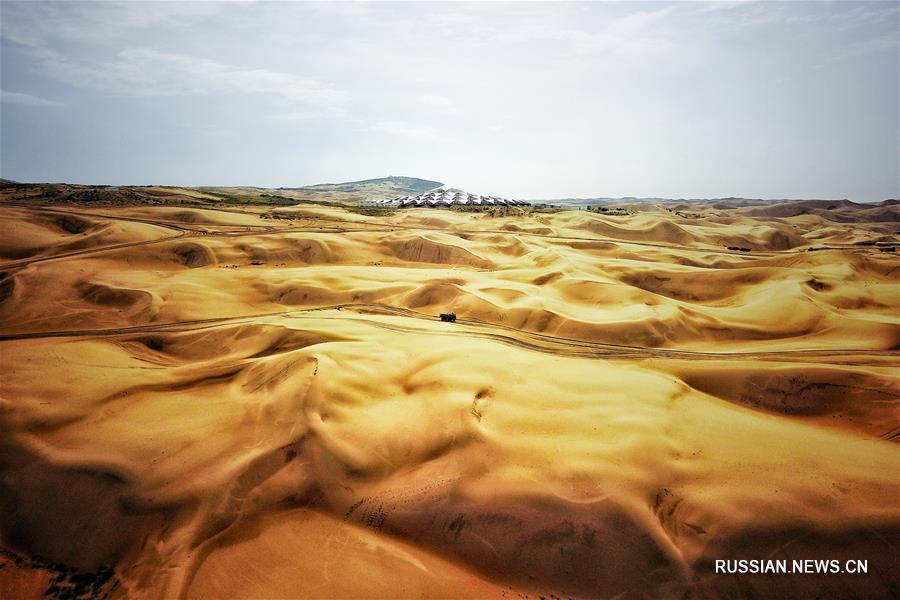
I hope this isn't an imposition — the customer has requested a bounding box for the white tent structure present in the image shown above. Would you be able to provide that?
[361,186,530,209]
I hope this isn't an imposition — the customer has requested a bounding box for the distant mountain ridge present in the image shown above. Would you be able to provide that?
[3,175,894,209]
[284,176,442,196]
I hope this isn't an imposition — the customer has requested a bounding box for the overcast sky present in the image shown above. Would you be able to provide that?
[1,1,898,200]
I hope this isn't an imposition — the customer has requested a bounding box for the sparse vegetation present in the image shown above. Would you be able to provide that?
[1,550,119,600]
[207,192,297,205]
[449,204,523,215]
[590,206,634,215]
[348,206,397,216]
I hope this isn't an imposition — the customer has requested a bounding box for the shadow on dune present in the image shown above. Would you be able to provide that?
[0,444,172,572]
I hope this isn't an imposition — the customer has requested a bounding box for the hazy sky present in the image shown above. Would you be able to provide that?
[1,1,898,200]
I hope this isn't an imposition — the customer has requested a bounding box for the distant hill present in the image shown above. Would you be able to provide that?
[0,176,446,208]
[528,196,887,208]
[527,196,899,222]
[284,176,442,197]
[530,196,774,206]
[4,176,893,214]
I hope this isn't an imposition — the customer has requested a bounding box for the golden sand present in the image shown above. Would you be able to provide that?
[0,200,897,598]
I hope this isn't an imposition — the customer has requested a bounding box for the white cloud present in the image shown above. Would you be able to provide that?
[1,1,895,200]
[1,89,63,107]
[1,2,224,47]
[272,111,322,121]
[692,1,754,16]
[38,47,350,105]
[416,4,681,61]
[418,95,454,109]
[562,6,678,58]
[369,120,435,137]
[832,31,899,61]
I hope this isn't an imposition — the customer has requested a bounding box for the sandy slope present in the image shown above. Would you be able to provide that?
[0,201,897,599]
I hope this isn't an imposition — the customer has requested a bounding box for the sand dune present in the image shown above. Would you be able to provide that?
[0,200,897,599]
[740,199,900,223]
[0,207,173,262]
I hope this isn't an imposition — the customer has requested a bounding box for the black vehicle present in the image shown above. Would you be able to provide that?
[439,312,457,322]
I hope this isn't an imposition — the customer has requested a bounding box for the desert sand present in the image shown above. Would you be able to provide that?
[0,190,898,599]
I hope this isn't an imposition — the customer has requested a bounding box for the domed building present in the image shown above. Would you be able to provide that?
[360,186,530,209]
